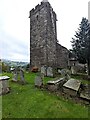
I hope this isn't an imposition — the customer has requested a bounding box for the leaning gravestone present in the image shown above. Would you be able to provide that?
[35,73,43,87]
[19,68,25,84]
[47,67,53,77]
[63,79,81,96]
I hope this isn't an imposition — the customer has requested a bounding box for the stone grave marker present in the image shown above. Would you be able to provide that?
[19,68,26,84]
[47,67,53,77]
[41,66,46,76]
[63,79,81,96]
[35,73,43,87]
[60,69,71,80]
[12,68,18,82]
[71,66,77,75]
[0,76,10,95]
[47,78,65,91]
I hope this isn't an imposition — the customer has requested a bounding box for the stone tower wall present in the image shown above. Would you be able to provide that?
[29,1,57,68]
[29,1,69,70]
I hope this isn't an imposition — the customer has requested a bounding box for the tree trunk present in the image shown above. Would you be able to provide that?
[87,58,90,79]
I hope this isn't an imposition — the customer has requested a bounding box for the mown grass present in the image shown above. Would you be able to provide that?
[1,72,89,118]
[71,74,90,84]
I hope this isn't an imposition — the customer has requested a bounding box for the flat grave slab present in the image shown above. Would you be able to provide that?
[47,78,65,91]
[80,92,90,101]
[63,79,81,96]
[0,76,10,81]
[47,78,64,85]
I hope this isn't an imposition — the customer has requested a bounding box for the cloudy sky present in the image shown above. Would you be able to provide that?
[0,0,89,62]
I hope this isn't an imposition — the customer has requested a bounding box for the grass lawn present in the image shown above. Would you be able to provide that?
[0,72,89,118]
[71,74,90,84]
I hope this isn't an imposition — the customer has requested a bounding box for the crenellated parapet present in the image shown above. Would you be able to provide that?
[29,1,56,18]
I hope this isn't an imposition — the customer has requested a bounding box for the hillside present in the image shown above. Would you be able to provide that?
[1,59,29,67]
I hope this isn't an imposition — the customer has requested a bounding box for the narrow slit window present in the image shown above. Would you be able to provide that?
[36,15,39,20]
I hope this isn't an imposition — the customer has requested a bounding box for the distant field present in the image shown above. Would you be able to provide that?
[1,72,89,118]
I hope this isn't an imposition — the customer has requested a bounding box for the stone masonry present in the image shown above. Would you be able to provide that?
[29,0,69,69]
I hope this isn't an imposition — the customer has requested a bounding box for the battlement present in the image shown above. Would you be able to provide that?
[29,1,53,18]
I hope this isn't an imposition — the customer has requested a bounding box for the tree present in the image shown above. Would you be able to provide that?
[71,17,90,76]
[0,60,11,72]
[1,62,7,72]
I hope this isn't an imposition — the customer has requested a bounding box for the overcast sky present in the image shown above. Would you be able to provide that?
[0,0,89,62]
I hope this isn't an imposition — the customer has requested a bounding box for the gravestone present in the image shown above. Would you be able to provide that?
[60,69,71,80]
[35,73,43,87]
[71,66,77,75]
[41,66,46,76]
[19,68,25,84]
[47,78,65,91]
[63,79,81,96]
[0,76,10,95]
[12,68,18,82]
[47,67,53,77]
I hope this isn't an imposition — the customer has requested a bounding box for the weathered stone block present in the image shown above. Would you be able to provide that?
[63,79,81,96]
[80,84,90,101]
[35,75,43,87]
[47,78,65,91]
[0,76,10,95]
[47,67,53,77]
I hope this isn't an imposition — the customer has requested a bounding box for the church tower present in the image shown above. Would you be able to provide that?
[29,0,57,69]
